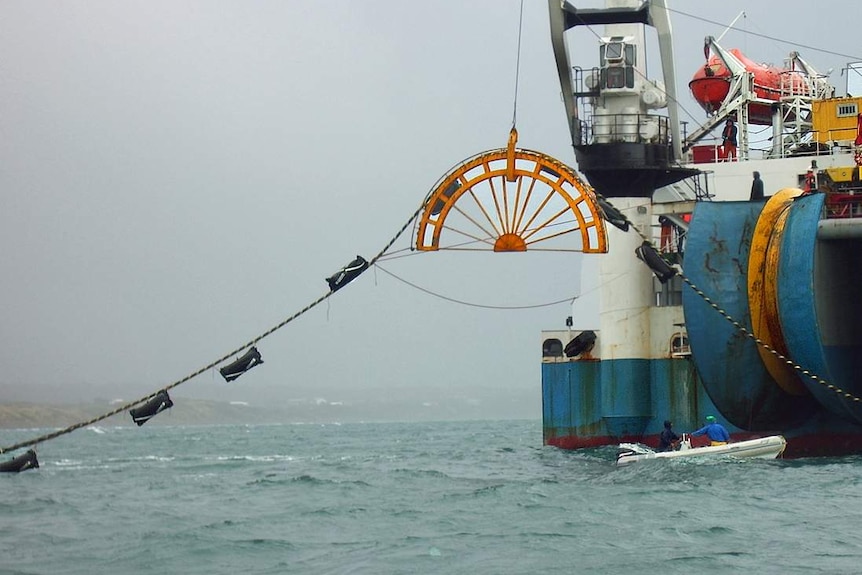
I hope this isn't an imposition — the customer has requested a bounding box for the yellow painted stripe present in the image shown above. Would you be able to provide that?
[747,188,808,396]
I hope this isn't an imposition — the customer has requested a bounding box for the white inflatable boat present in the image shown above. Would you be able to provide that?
[616,434,787,466]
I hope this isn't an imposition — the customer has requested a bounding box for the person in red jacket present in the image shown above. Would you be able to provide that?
[721,119,738,161]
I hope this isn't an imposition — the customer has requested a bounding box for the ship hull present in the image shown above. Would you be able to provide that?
[542,357,862,458]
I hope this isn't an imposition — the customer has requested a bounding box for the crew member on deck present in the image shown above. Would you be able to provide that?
[750,171,764,200]
[722,118,738,161]
[691,415,730,446]
[803,160,818,194]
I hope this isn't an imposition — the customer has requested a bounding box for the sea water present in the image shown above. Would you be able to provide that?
[1,420,861,574]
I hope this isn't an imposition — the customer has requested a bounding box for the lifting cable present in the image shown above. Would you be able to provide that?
[510,0,526,130]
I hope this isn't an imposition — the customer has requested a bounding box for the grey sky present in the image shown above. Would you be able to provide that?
[1,1,860,418]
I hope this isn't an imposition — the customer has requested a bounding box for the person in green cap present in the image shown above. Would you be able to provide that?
[691,415,730,446]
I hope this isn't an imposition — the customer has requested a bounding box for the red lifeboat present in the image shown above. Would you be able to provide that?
[689,49,812,125]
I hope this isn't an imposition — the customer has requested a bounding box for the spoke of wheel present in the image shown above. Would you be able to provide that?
[525,224,580,247]
[467,185,501,237]
[452,203,499,243]
[516,189,555,238]
[488,176,507,236]
[501,177,512,235]
[511,176,525,235]
[441,222,497,248]
[513,175,538,234]
[522,206,571,243]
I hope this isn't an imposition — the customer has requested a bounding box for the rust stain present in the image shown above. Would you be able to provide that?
[705,252,718,274]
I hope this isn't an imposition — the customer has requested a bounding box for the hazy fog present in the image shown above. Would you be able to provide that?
[1,1,859,421]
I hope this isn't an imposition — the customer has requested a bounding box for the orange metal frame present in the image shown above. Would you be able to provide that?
[415,130,608,253]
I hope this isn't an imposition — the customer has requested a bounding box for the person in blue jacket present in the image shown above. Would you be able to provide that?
[691,415,730,446]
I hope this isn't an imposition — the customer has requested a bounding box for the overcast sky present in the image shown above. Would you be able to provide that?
[1,1,860,419]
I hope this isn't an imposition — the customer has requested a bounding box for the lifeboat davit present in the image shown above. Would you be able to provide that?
[689,49,812,125]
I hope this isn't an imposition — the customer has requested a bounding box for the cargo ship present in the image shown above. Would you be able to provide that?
[540,0,862,458]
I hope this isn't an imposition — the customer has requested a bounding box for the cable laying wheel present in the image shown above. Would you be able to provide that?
[416,129,608,253]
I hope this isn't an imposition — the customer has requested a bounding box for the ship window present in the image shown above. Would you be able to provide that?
[606,67,626,89]
[837,103,858,117]
[605,42,623,62]
[625,45,636,66]
[542,338,564,358]
[625,66,635,88]
[670,333,690,356]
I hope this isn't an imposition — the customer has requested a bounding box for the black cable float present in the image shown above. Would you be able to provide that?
[635,241,677,283]
[565,330,597,358]
[0,449,39,473]
[326,255,369,292]
[218,346,263,382]
[129,390,174,426]
[597,197,629,232]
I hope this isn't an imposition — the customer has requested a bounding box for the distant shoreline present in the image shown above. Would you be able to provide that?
[0,399,285,429]
[0,398,537,429]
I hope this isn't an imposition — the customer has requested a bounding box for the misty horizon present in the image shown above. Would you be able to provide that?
[2,1,859,429]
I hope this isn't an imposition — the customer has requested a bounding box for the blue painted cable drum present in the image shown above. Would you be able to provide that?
[683,201,816,430]
[778,192,862,424]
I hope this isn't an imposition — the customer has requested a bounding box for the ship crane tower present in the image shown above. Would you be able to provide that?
[548,0,698,198]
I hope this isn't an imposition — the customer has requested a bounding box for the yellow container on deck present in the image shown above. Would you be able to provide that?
[823,166,862,184]
[811,96,862,144]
